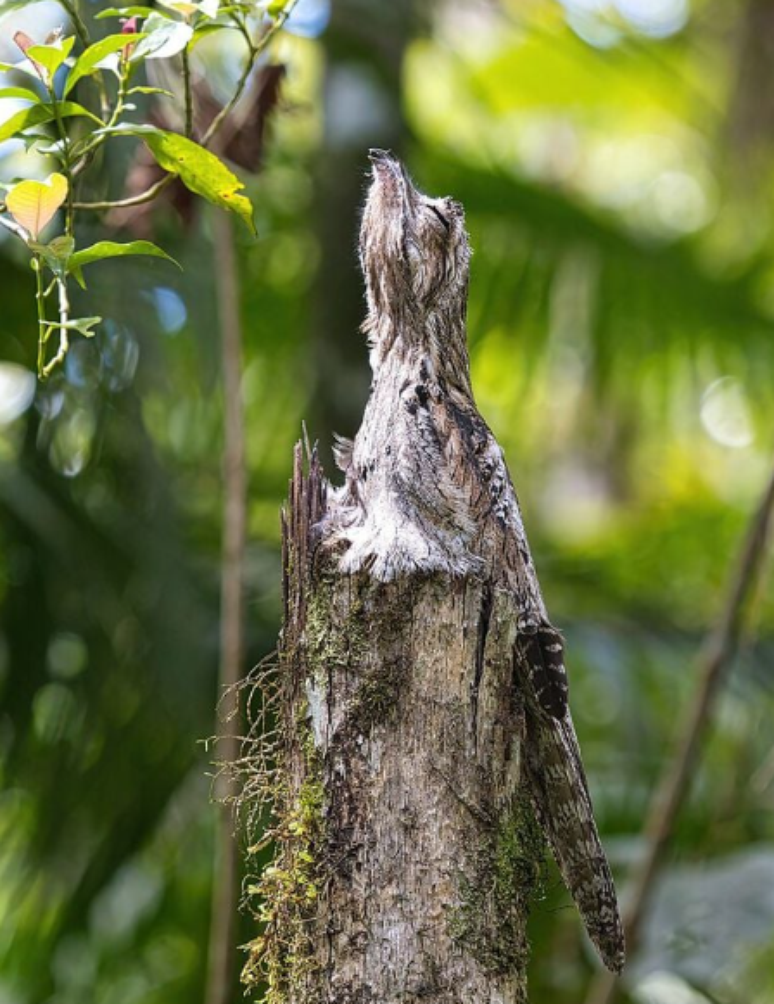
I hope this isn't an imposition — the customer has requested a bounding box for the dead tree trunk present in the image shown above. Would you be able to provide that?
[241,150,623,1003]
[243,444,542,1004]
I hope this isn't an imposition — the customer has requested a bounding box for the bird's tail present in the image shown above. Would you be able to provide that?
[523,710,626,973]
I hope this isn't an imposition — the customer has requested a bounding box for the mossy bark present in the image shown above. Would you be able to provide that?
[253,444,542,1003]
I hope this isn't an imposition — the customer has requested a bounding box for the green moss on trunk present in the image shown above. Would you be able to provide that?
[450,794,546,980]
[242,706,325,1004]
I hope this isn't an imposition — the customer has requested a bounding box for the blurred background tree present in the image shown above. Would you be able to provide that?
[1,1,773,1003]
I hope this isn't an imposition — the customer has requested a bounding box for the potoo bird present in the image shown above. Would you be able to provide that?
[326,149,625,973]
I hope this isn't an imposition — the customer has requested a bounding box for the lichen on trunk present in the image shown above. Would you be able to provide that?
[241,444,544,1004]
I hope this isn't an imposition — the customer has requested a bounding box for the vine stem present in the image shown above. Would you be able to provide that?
[71,56,130,174]
[41,278,71,379]
[34,257,48,378]
[0,214,30,241]
[73,174,175,211]
[58,0,89,48]
[46,81,75,236]
[182,43,194,138]
[584,455,774,1004]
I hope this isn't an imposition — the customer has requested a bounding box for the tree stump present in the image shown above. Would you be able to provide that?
[242,443,543,1004]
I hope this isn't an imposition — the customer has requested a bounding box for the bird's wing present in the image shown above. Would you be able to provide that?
[522,701,625,972]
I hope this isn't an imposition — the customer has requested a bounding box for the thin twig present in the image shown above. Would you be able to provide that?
[0,214,29,241]
[58,0,90,49]
[200,38,257,149]
[585,456,774,1004]
[41,277,71,379]
[202,0,300,147]
[73,173,175,211]
[71,55,131,174]
[204,207,248,1004]
[182,43,194,138]
[45,79,75,236]
[33,256,47,378]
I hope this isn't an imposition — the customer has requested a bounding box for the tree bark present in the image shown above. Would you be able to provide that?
[244,444,543,1004]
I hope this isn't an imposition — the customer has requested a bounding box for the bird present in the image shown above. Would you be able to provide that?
[324,148,625,973]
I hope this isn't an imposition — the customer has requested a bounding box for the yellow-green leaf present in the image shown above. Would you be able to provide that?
[0,85,42,102]
[99,124,256,234]
[95,6,156,18]
[157,0,201,16]
[127,85,174,97]
[146,130,255,233]
[26,36,76,78]
[6,173,68,239]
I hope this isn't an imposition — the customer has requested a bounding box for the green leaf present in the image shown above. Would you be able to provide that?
[70,264,86,289]
[28,234,75,278]
[64,33,146,95]
[60,100,107,125]
[95,6,157,18]
[190,21,238,46]
[5,173,68,239]
[35,235,74,258]
[97,124,256,234]
[61,316,102,337]
[267,0,290,13]
[20,131,54,152]
[127,85,175,97]
[28,139,66,155]
[0,85,42,102]
[0,101,103,142]
[157,0,201,15]
[26,36,75,77]
[69,239,181,271]
[131,13,193,60]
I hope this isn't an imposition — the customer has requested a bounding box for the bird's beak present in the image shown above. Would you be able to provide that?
[367,149,416,210]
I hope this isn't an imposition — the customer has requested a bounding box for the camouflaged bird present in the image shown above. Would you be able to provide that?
[326,149,625,973]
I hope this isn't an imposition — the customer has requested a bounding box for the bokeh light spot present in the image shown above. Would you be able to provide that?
[32,682,81,744]
[700,377,754,449]
[145,287,187,335]
[0,364,35,425]
[47,633,88,681]
[615,0,689,38]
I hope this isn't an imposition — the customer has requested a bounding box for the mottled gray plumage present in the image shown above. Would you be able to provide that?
[325,149,625,972]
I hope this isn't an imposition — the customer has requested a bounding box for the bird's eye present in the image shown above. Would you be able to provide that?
[428,205,450,232]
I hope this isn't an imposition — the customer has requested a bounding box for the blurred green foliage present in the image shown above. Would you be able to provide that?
[1,1,774,1003]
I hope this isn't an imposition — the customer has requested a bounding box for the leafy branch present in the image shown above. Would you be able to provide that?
[202,0,298,147]
[0,0,297,378]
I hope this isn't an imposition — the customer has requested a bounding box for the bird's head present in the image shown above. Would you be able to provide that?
[359,150,471,341]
